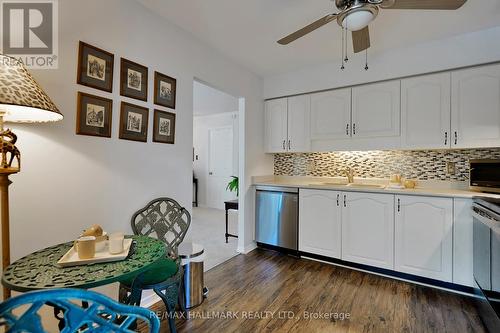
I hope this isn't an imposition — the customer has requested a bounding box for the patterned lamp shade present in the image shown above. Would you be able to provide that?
[0,54,63,123]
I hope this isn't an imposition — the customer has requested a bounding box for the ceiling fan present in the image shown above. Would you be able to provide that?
[277,0,467,54]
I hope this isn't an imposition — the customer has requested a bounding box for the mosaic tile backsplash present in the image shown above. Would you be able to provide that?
[274,149,500,181]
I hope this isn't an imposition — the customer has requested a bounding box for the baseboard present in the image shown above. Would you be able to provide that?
[238,242,257,254]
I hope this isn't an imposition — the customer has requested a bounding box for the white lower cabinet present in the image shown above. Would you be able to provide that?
[453,198,474,287]
[395,195,453,282]
[341,192,395,270]
[299,189,341,258]
[297,188,471,285]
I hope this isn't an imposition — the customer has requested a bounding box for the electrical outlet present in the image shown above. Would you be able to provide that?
[446,161,456,175]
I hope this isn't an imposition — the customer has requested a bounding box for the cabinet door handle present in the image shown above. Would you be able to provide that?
[397,198,401,212]
[454,131,458,145]
[336,194,340,206]
[444,131,448,146]
[288,139,291,150]
[346,124,350,136]
[353,123,356,135]
[343,194,347,207]
[282,140,286,150]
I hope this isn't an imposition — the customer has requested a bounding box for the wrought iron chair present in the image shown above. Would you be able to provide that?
[119,197,191,333]
[0,288,160,333]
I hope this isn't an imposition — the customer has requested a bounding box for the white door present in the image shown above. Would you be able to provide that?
[265,98,288,153]
[395,195,453,281]
[207,127,234,209]
[401,73,451,149]
[341,192,394,270]
[310,89,352,140]
[299,189,342,258]
[453,198,474,287]
[287,95,311,152]
[451,64,500,148]
[352,80,401,139]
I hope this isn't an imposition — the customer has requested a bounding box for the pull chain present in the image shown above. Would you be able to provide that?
[341,27,345,70]
[344,20,349,62]
[365,48,369,71]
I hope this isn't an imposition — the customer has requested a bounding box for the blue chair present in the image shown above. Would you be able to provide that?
[0,288,160,333]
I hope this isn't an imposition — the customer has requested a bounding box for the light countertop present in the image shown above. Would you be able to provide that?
[252,176,500,199]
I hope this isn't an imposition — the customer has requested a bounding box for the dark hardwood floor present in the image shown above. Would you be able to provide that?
[143,249,486,333]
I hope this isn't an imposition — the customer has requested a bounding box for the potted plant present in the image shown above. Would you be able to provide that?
[226,176,239,197]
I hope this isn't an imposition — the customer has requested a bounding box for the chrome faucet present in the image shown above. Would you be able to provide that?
[345,167,355,184]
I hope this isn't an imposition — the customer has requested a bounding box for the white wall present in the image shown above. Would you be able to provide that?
[3,0,272,300]
[193,80,239,116]
[264,26,500,99]
[193,112,239,207]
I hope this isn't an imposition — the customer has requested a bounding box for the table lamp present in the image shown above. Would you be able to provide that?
[0,54,63,299]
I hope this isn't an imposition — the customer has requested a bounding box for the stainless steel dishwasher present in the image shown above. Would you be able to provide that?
[255,186,298,251]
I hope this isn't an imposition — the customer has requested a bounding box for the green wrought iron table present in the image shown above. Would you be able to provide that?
[1,235,165,292]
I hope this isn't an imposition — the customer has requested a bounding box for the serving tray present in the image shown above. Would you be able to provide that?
[57,239,133,267]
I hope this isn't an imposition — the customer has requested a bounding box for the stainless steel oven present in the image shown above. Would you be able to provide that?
[473,197,500,332]
[470,159,500,194]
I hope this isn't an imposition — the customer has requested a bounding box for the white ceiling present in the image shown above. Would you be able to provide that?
[193,80,238,117]
[137,0,500,77]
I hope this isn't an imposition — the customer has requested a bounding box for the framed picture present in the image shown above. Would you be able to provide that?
[77,41,114,92]
[119,102,149,142]
[120,58,148,101]
[153,109,175,144]
[76,92,113,138]
[154,71,176,109]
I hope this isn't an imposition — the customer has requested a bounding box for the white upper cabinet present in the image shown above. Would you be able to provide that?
[342,192,395,270]
[287,95,311,152]
[310,89,352,140]
[395,195,453,282]
[352,80,401,139]
[265,98,288,153]
[452,64,500,148]
[401,73,451,149]
[264,96,310,153]
[266,63,500,152]
[299,189,341,258]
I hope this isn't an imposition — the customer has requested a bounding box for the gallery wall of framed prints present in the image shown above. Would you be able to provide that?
[75,41,177,144]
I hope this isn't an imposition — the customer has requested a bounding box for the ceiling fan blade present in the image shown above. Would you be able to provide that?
[382,0,467,10]
[277,14,337,45]
[352,27,370,53]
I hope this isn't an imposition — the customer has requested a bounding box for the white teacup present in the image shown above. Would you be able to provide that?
[109,232,124,254]
[75,236,96,259]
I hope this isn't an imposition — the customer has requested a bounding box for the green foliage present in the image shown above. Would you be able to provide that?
[226,176,239,197]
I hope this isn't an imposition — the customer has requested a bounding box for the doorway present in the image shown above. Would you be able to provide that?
[189,79,240,270]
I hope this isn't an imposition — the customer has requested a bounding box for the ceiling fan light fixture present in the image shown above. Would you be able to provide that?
[336,3,379,32]
[341,10,374,31]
